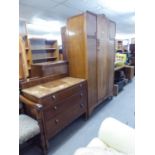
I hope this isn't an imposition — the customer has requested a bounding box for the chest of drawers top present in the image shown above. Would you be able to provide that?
[22,77,86,98]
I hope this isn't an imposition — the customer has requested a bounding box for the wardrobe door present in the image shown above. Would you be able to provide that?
[86,12,97,36]
[107,20,116,95]
[107,40,115,95]
[87,38,97,109]
[67,14,87,78]
[109,20,116,40]
[86,12,97,110]
[96,15,109,102]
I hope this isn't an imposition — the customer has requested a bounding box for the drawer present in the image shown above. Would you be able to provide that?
[41,81,86,106]
[44,91,87,120]
[45,98,87,139]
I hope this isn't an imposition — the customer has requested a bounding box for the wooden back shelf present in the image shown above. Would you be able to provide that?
[20,60,69,89]
[31,60,68,78]
[29,38,59,64]
[20,73,69,89]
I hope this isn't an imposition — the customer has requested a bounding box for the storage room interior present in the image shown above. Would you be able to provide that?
[19,0,135,155]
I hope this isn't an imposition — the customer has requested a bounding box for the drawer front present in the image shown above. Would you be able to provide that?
[45,96,87,139]
[41,82,86,106]
[44,90,87,121]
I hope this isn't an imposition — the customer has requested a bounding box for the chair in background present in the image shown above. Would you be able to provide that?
[19,95,48,155]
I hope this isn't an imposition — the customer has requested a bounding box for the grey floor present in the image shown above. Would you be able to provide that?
[23,79,135,155]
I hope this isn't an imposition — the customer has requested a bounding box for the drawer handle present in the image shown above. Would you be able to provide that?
[53,106,58,110]
[55,119,59,124]
[80,93,83,97]
[80,103,84,108]
[52,95,56,100]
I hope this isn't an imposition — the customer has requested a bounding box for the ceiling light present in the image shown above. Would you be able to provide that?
[98,0,135,13]
[27,24,52,33]
[27,17,65,33]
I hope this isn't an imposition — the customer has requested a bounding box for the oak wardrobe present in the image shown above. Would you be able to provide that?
[66,11,116,115]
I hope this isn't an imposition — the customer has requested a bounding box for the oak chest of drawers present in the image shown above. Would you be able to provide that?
[21,77,88,146]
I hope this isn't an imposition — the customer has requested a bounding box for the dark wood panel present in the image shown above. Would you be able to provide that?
[107,19,115,95]
[97,51,107,100]
[107,40,115,95]
[124,66,135,80]
[113,84,119,96]
[44,90,87,121]
[31,60,68,77]
[97,14,108,101]
[40,82,86,106]
[20,73,68,89]
[46,98,86,139]
[87,37,97,108]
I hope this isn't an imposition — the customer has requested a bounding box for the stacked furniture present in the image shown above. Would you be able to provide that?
[19,35,29,79]
[19,20,32,72]
[129,43,135,66]
[31,60,68,77]
[29,38,59,64]
[19,19,60,79]
[66,11,116,115]
[113,65,135,96]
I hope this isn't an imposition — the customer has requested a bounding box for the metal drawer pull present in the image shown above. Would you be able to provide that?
[53,106,57,110]
[80,103,84,108]
[52,95,56,100]
[55,119,59,124]
[80,84,83,88]
[80,93,83,97]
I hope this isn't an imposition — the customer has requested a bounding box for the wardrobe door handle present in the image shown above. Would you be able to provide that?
[52,95,56,100]
[53,106,58,110]
[97,39,100,52]
[80,103,84,108]
[55,119,59,124]
[79,84,83,88]
[80,93,83,97]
